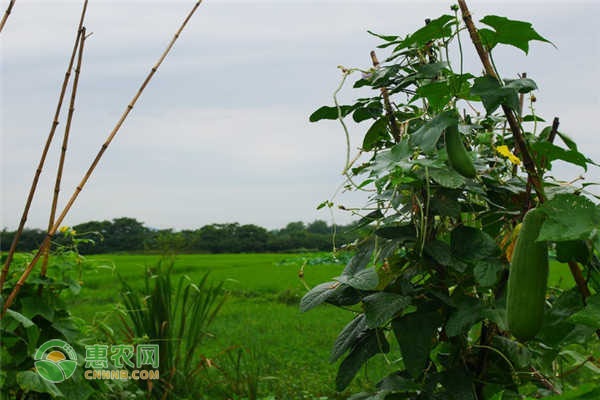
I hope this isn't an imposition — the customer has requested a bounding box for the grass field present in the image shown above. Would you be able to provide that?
[64,252,576,399]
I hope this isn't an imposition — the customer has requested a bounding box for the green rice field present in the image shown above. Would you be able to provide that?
[64,253,576,399]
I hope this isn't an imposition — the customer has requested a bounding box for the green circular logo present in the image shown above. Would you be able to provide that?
[34,339,78,383]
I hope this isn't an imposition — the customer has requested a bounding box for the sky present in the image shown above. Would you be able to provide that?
[1,0,599,231]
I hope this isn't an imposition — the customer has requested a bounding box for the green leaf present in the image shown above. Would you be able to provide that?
[425,240,452,266]
[439,367,476,400]
[446,299,483,337]
[429,167,467,189]
[309,105,354,122]
[555,240,591,264]
[522,114,546,122]
[392,311,441,377]
[336,268,379,291]
[367,30,399,42]
[473,259,504,287]
[52,317,81,343]
[492,336,531,369]
[451,226,500,261]
[526,384,600,399]
[400,15,455,48]
[362,117,390,151]
[342,239,375,276]
[300,281,340,312]
[16,371,63,397]
[410,110,458,152]
[430,190,461,217]
[568,294,600,328]
[377,372,421,392]
[331,314,368,362]
[470,75,519,114]
[353,100,383,123]
[531,141,589,171]
[363,292,411,328]
[414,81,453,112]
[538,194,600,241]
[479,15,552,54]
[5,309,35,328]
[20,296,55,321]
[336,330,389,391]
[505,78,537,93]
[374,225,416,242]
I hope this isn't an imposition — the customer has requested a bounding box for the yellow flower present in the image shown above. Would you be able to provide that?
[58,226,70,233]
[495,145,521,165]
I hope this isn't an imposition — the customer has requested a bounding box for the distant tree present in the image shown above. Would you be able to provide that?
[307,220,330,235]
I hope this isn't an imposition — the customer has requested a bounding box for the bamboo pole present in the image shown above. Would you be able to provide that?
[457,0,545,203]
[0,0,16,34]
[456,0,593,334]
[1,0,204,317]
[370,50,402,142]
[40,28,88,280]
[0,0,88,291]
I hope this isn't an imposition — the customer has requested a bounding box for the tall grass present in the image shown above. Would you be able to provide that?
[118,259,226,398]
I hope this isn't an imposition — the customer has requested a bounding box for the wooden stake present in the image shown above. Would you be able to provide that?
[457,0,545,203]
[0,0,88,291]
[40,27,88,280]
[1,0,204,317]
[0,0,16,34]
[370,50,402,142]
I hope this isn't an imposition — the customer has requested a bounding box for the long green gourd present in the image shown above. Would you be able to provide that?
[506,208,549,341]
[445,125,476,179]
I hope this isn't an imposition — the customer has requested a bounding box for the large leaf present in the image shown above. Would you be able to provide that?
[336,267,379,291]
[470,75,519,114]
[300,281,340,312]
[479,15,552,54]
[451,226,500,261]
[439,367,476,400]
[568,295,600,329]
[473,259,504,287]
[363,117,390,151]
[353,100,383,123]
[342,239,375,276]
[16,371,63,397]
[309,105,354,122]
[446,298,484,337]
[392,311,441,377]
[538,194,600,242]
[336,330,390,391]
[363,292,411,328]
[531,141,590,171]
[331,314,368,362]
[410,110,458,152]
[374,225,416,242]
[414,81,453,112]
[399,15,455,49]
[429,167,467,189]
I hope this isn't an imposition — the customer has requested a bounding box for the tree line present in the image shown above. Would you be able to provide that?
[0,217,362,254]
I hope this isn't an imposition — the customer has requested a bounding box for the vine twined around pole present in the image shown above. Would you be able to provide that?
[1,0,205,317]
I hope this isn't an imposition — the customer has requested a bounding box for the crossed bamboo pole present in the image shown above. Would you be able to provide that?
[40,27,89,280]
[0,0,89,291]
[1,0,204,317]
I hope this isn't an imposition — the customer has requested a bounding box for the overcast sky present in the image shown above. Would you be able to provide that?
[1,0,598,231]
